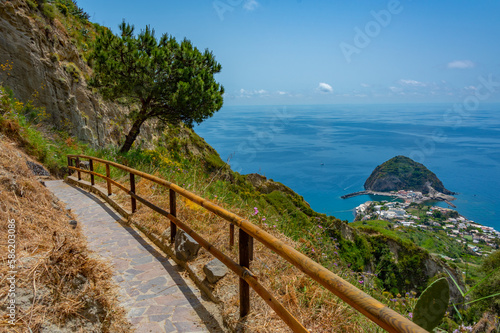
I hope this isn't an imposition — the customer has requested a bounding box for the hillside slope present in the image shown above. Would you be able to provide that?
[0,1,479,331]
[0,135,130,332]
[0,0,158,147]
[0,0,462,297]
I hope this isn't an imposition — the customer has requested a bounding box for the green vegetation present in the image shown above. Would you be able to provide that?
[24,0,98,60]
[89,21,224,153]
[53,0,90,21]
[352,219,483,267]
[3,3,497,329]
[364,155,452,194]
[41,2,56,21]
[413,277,450,332]
[3,78,496,330]
[0,80,432,292]
[63,61,81,82]
[0,85,89,176]
[469,250,500,316]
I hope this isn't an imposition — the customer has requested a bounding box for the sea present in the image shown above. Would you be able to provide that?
[195,104,500,230]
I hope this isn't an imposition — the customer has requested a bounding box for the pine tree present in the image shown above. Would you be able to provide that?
[89,21,224,152]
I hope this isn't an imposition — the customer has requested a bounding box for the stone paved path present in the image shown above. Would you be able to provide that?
[45,180,225,333]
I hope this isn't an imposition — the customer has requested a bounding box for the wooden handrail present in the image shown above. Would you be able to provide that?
[67,155,428,333]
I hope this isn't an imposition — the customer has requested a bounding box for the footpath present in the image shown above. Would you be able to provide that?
[45,180,226,333]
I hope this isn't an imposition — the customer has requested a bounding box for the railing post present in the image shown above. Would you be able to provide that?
[130,173,136,213]
[170,189,177,243]
[239,228,251,318]
[67,156,72,176]
[89,159,95,186]
[76,157,81,180]
[229,224,235,248]
[249,236,254,261]
[106,164,112,196]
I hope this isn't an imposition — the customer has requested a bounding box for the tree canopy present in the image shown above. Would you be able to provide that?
[89,21,224,152]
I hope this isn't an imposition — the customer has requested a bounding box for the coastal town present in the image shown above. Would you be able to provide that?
[354,190,500,258]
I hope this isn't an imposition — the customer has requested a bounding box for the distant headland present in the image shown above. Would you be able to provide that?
[342,156,457,206]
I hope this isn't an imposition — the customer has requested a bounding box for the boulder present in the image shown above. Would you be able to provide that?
[26,160,50,176]
[174,230,201,261]
[78,161,90,170]
[203,259,228,284]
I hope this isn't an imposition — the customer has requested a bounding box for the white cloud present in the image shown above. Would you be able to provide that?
[277,91,287,95]
[447,60,475,69]
[360,83,370,88]
[318,82,333,93]
[238,88,268,97]
[398,79,426,87]
[243,0,259,11]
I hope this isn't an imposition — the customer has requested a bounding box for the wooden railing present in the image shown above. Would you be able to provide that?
[66,155,428,333]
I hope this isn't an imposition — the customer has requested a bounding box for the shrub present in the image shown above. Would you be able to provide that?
[55,3,68,16]
[63,62,81,82]
[41,3,56,21]
[26,0,38,10]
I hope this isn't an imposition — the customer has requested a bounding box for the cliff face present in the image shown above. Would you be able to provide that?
[376,235,465,303]
[364,155,454,194]
[0,1,156,147]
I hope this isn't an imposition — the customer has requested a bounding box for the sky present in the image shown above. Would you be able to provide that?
[80,0,500,105]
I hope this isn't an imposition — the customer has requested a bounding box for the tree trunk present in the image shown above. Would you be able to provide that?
[119,117,146,153]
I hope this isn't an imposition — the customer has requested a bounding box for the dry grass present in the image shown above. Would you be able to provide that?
[0,136,131,332]
[98,170,381,332]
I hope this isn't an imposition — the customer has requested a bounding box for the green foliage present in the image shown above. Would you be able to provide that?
[352,219,478,263]
[89,21,225,153]
[41,3,56,21]
[365,155,451,193]
[26,0,38,10]
[204,152,226,172]
[63,62,81,82]
[264,191,310,235]
[470,250,500,314]
[432,210,443,219]
[413,277,449,331]
[338,231,372,271]
[55,2,68,15]
[0,85,88,176]
[52,0,90,22]
[49,53,60,63]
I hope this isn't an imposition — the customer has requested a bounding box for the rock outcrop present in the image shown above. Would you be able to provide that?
[364,155,454,195]
[0,1,156,147]
[246,173,303,198]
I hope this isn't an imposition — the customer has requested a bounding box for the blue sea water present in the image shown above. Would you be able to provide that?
[195,104,500,230]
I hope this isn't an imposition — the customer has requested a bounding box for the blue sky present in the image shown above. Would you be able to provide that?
[80,0,500,105]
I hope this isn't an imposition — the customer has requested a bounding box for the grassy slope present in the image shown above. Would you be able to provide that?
[351,220,484,284]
